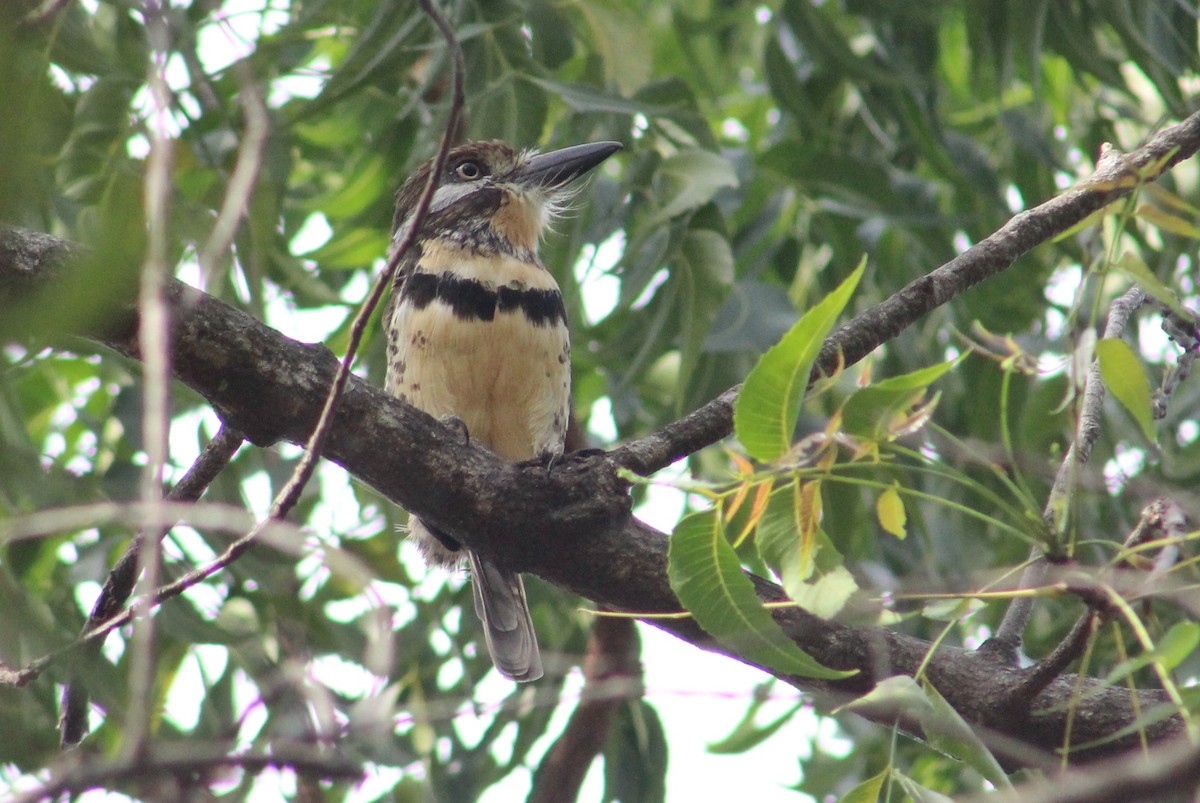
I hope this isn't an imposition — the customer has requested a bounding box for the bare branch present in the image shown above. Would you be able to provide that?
[59,425,244,747]
[12,741,362,803]
[612,110,1200,477]
[0,223,1188,763]
[991,286,1147,654]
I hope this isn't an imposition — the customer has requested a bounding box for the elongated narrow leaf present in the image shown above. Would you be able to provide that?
[842,677,1010,789]
[1095,338,1156,442]
[668,508,853,679]
[1112,251,1188,318]
[922,681,1012,788]
[1105,621,1200,684]
[708,682,803,754]
[736,261,865,461]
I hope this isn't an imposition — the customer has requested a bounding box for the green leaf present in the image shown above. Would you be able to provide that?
[841,359,959,440]
[304,228,391,270]
[837,769,888,803]
[893,772,955,803]
[757,481,818,593]
[602,700,667,803]
[876,485,907,539]
[674,229,735,403]
[1111,251,1188,318]
[707,682,802,754]
[922,681,1012,789]
[1105,622,1200,684]
[735,260,865,462]
[1095,338,1156,442]
[647,150,739,227]
[842,677,1010,789]
[309,154,390,219]
[1137,204,1200,240]
[667,508,853,679]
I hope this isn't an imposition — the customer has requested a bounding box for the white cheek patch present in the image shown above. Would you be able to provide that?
[430,182,479,213]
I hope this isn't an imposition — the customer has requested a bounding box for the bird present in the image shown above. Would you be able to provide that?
[383,138,621,681]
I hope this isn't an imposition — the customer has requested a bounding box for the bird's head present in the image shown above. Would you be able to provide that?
[392,139,621,260]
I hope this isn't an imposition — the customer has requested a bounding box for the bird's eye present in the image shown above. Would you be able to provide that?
[455,161,483,180]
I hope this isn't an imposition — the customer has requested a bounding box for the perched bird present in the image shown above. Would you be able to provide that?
[384,139,621,681]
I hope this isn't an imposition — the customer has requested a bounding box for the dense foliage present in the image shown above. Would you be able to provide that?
[2,0,1200,800]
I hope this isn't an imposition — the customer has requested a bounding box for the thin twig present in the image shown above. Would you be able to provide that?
[252,0,465,524]
[197,62,270,289]
[13,742,362,803]
[59,425,244,747]
[125,4,176,760]
[989,287,1147,656]
[611,111,1200,477]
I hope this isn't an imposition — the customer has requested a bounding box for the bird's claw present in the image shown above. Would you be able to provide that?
[540,448,564,477]
[440,414,470,444]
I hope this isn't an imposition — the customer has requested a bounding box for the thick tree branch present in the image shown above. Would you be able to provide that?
[3,108,1197,771]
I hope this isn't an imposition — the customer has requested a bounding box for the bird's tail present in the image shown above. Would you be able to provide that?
[467,550,544,682]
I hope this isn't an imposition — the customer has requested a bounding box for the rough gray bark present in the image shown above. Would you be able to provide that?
[0,222,1186,767]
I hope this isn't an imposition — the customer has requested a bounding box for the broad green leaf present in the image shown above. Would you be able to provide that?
[788,564,858,620]
[735,260,865,462]
[1112,251,1188,318]
[922,681,1012,788]
[303,228,391,270]
[757,481,820,591]
[841,359,958,440]
[668,508,853,679]
[647,150,739,227]
[838,769,888,803]
[876,485,907,539]
[310,154,390,219]
[1095,338,1156,442]
[576,0,651,92]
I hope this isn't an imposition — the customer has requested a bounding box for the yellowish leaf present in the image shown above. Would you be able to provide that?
[877,485,907,539]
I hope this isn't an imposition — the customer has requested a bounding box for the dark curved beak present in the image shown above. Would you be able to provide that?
[516,141,622,188]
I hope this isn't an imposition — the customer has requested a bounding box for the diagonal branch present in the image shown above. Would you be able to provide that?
[611,110,1200,476]
[0,224,1186,764]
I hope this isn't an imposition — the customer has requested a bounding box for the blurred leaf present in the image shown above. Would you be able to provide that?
[876,485,907,539]
[1095,337,1156,442]
[1105,622,1200,684]
[603,700,667,803]
[707,682,802,754]
[1110,251,1187,318]
[647,150,739,227]
[838,769,888,803]
[842,359,957,441]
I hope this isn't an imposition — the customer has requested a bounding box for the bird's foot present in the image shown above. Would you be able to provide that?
[440,414,470,444]
[539,446,565,477]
